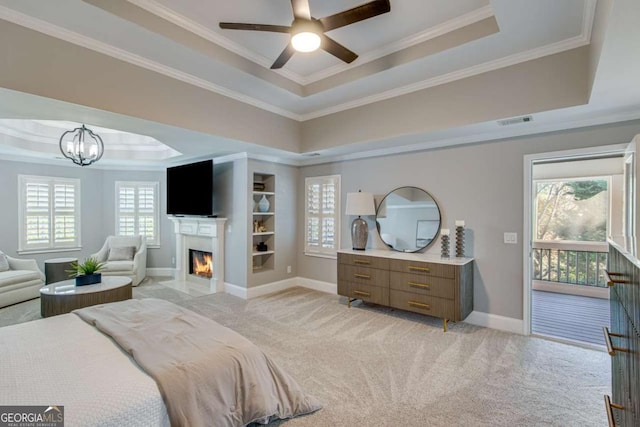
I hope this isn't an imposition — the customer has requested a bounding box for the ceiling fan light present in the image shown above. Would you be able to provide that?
[291,31,321,52]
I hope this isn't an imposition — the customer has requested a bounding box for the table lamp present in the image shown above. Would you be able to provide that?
[345,190,375,250]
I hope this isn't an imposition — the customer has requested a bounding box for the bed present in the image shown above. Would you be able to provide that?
[0,299,321,426]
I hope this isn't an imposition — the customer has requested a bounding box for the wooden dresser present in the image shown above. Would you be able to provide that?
[337,249,473,331]
[604,240,639,426]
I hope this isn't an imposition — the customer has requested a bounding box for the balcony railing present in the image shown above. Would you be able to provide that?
[532,240,609,288]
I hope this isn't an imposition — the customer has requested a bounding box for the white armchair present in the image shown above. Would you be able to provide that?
[0,254,45,308]
[91,235,147,286]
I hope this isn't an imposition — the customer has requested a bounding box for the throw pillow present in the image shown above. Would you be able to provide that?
[108,246,136,262]
[0,251,9,272]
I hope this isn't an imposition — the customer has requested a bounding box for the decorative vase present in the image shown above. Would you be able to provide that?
[441,234,450,258]
[258,195,270,213]
[76,273,101,286]
[252,199,256,212]
[455,222,465,258]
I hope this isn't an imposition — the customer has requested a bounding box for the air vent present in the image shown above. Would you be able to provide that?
[304,152,321,157]
[497,115,533,126]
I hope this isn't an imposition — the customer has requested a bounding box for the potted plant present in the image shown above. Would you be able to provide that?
[67,257,105,286]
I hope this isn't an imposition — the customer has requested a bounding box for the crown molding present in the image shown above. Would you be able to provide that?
[582,0,598,43]
[0,150,169,170]
[299,108,640,166]
[125,0,495,86]
[0,1,598,124]
[126,0,305,85]
[0,6,302,121]
[300,5,495,85]
[299,34,591,121]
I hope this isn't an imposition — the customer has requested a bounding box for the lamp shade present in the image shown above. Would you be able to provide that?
[345,192,375,216]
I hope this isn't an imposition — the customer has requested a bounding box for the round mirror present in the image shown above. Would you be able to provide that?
[376,186,441,252]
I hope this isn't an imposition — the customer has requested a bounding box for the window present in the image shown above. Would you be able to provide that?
[305,175,340,257]
[115,181,160,246]
[18,175,81,252]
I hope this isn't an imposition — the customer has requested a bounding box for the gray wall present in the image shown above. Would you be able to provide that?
[297,120,640,320]
[248,159,298,288]
[214,158,248,287]
[0,159,170,270]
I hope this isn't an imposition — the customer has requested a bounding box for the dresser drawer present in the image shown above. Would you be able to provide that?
[338,253,389,270]
[389,259,455,279]
[338,264,389,287]
[348,282,389,306]
[389,272,455,299]
[389,290,455,319]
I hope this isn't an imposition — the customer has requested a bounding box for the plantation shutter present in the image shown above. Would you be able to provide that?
[137,185,156,242]
[116,182,159,246]
[117,185,136,236]
[305,175,340,256]
[19,176,81,252]
[53,183,76,243]
[25,182,50,246]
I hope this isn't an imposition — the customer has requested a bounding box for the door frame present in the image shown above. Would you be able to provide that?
[522,143,628,335]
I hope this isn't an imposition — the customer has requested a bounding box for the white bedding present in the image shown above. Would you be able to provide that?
[0,314,169,427]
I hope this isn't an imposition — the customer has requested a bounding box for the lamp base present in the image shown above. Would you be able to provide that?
[351,217,369,251]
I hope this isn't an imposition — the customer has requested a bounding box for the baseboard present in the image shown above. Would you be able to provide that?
[246,278,299,299]
[464,311,524,334]
[224,277,336,300]
[224,282,247,299]
[147,268,175,277]
[296,277,337,294]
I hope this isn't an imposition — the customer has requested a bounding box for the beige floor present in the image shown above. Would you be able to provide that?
[0,278,611,426]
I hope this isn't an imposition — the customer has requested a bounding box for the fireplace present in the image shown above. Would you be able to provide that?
[189,249,213,279]
[169,217,226,294]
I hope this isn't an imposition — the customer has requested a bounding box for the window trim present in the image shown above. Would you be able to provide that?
[115,181,160,247]
[304,175,341,258]
[18,174,81,253]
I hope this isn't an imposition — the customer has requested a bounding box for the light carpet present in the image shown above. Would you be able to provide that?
[0,278,610,426]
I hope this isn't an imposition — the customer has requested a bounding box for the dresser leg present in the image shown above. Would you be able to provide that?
[347,298,351,308]
[443,319,448,332]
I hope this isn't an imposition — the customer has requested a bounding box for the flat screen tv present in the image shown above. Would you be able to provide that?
[167,160,215,216]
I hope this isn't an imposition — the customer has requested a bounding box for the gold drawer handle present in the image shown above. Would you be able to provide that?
[409,265,430,272]
[354,273,371,279]
[408,301,430,310]
[603,269,627,287]
[604,395,624,427]
[408,282,430,290]
[353,290,371,297]
[603,327,629,356]
[354,259,370,265]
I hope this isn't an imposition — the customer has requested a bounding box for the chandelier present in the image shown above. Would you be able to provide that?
[59,124,104,166]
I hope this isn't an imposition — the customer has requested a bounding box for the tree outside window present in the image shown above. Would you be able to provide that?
[535,179,608,242]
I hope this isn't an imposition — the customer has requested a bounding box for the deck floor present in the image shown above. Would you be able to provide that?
[532,290,610,346]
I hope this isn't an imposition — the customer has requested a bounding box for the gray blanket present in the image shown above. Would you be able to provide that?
[73,298,321,427]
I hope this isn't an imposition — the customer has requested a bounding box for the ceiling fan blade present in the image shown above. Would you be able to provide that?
[321,35,358,64]
[219,22,291,33]
[319,0,391,32]
[271,44,296,69]
[290,0,311,19]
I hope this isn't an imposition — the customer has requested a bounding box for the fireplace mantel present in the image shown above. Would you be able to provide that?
[169,216,227,293]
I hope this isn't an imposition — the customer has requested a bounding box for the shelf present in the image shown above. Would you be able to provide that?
[253,232,274,236]
[253,191,275,196]
[252,250,275,256]
[253,212,274,215]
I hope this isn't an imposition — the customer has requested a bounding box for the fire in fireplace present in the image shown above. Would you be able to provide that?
[189,249,213,279]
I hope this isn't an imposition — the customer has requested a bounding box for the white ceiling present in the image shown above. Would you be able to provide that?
[0,0,639,167]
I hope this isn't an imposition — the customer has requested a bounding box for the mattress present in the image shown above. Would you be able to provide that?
[0,314,169,427]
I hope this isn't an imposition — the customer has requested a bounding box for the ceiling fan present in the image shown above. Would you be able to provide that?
[219,0,391,69]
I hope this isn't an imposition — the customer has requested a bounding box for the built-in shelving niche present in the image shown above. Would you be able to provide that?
[252,173,275,272]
